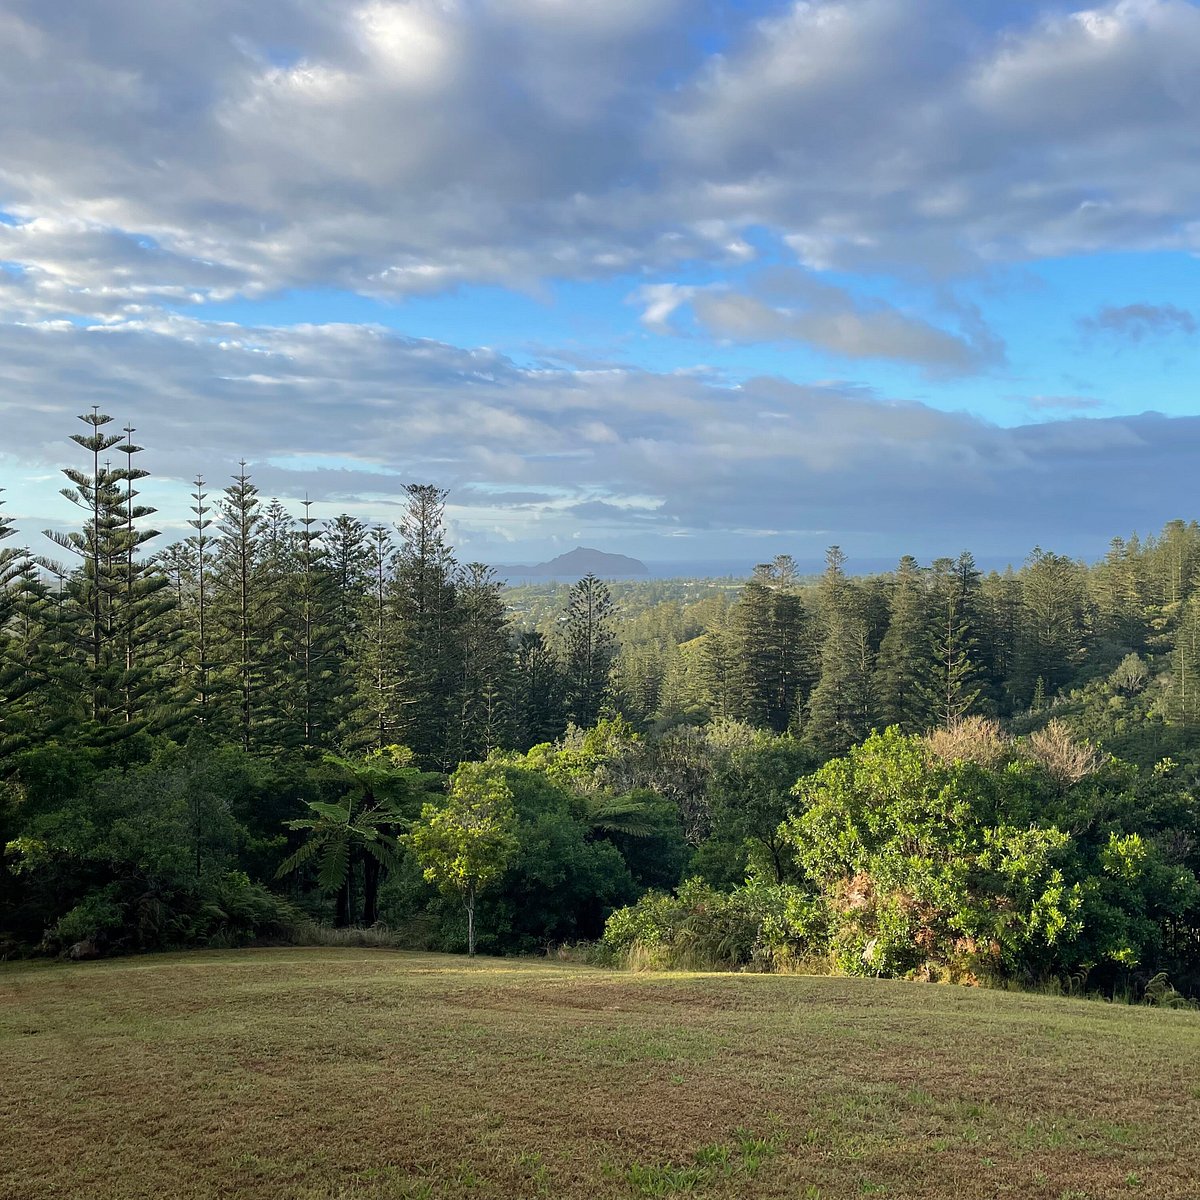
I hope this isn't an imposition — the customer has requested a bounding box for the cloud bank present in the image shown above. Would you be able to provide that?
[3,0,1200,313]
[2,0,1199,560]
[2,315,1195,563]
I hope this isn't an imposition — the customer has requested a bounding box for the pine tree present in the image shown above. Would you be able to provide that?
[1167,594,1200,724]
[513,630,564,749]
[454,563,515,760]
[354,525,399,750]
[1012,548,1089,707]
[286,499,342,748]
[806,546,874,754]
[324,514,370,740]
[0,490,28,636]
[730,556,813,732]
[698,624,737,720]
[1149,519,1200,608]
[211,463,267,749]
[0,490,36,757]
[874,555,933,732]
[112,425,175,731]
[179,475,212,721]
[562,573,616,728]
[655,637,710,723]
[40,411,171,738]
[1092,536,1147,654]
[730,571,776,727]
[156,539,193,692]
[389,485,462,767]
[923,553,984,728]
[41,409,126,729]
[612,641,666,726]
[979,567,1021,714]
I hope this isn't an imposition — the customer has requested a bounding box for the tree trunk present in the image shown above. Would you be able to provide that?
[466,884,476,957]
[363,856,380,927]
[335,876,350,927]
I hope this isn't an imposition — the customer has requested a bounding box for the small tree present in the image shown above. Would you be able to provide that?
[406,762,518,956]
[276,785,407,927]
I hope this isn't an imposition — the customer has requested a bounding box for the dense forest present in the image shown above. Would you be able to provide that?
[2,412,1198,999]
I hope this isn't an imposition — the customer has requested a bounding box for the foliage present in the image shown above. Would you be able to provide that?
[4,414,1200,978]
[783,728,1197,986]
[598,877,825,972]
[405,760,519,954]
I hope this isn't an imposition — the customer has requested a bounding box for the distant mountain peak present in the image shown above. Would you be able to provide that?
[503,546,649,578]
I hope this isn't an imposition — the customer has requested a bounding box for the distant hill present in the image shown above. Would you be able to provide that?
[500,546,650,579]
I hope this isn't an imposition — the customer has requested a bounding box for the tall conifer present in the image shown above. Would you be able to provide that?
[389,485,462,766]
[806,547,874,754]
[874,555,933,732]
[562,573,616,728]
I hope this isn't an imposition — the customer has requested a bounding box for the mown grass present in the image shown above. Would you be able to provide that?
[2,948,1199,1199]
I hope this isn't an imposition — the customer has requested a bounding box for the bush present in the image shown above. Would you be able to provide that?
[42,872,302,956]
[597,877,826,972]
[195,871,302,947]
[51,885,127,950]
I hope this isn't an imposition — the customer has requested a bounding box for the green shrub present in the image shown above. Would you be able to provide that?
[51,885,127,948]
[598,877,825,971]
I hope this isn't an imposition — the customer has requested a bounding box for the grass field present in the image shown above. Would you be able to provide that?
[2,949,1199,1200]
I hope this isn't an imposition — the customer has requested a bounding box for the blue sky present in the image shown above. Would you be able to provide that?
[1,0,1199,569]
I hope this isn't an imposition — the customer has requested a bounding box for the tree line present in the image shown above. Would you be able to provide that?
[8,411,1200,766]
[2,412,1199,996]
[0,410,618,769]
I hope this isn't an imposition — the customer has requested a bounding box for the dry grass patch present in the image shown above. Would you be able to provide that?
[2,949,1199,1199]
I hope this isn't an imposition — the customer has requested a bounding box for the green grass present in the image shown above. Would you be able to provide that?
[2,949,1199,1199]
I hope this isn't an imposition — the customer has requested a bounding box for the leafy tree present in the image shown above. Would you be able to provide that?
[785,730,1082,980]
[4,739,293,954]
[701,732,815,884]
[406,760,519,955]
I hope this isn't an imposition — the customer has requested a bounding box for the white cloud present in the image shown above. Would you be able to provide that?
[1,0,1199,319]
[2,1,1199,561]
[632,283,696,333]
[640,271,1003,375]
[661,0,1200,272]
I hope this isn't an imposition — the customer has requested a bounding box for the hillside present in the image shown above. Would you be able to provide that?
[501,546,650,579]
[3,949,1199,1200]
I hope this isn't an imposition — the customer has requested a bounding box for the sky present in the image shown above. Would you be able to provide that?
[1,0,1199,571]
